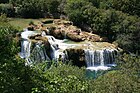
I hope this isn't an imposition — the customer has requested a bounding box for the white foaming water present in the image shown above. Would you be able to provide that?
[86,66,111,71]
[20,30,117,70]
[21,29,36,39]
[85,49,116,71]
[45,35,80,61]
[20,30,36,58]
[20,40,31,58]
[20,30,51,63]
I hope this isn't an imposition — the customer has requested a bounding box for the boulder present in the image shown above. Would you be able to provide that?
[28,33,41,39]
[65,48,86,67]
[47,21,107,42]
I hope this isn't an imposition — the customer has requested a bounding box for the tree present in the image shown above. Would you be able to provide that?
[18,0,43,18]
[93,54,140,93]
[0,15,44,93]
[0,0,9,3]
[64,0,91,25]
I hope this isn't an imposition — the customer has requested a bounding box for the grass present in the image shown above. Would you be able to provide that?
[8,18,55,30]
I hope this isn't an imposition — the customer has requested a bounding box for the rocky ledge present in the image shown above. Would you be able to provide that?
[43,20,108,42]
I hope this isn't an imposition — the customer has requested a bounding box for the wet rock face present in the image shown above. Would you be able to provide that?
[29,34,50,50]
[16,32,21,38]
[28,33,41,39]
[66,48,86,67]
[22,33,51,60]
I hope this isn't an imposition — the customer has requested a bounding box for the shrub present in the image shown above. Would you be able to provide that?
[0,4,15,17]
[0,0,9,3]
[94,71,140,93]
[18,0,43,18]
[93,54,140,93]
[32,63,94,93]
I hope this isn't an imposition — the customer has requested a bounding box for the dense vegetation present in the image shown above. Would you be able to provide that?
[0,0,139,54]
[0,0,140,93]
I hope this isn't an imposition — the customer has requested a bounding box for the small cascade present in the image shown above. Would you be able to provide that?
[64,31,67,39]
[28,42,50,64]
[85,49,116,71]
[20,40,31,58]
[45,35,71,62]
[20,30,51,64]
[20,30,35,58]
[54,49,66,62]
[45,35,60,60]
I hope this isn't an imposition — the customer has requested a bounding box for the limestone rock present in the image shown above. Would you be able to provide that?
[47,20,107,42]
[65,48,86,67]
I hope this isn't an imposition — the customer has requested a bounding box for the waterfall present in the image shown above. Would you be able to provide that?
[64,31,67,39]
[20,30,51,64]
[45,35,59,60]
[85,49,116,71]
[19,29,118,69]
[20,39,31,58]
[45,35,68,62]
[20,30,35,58]
[28,42,51,64]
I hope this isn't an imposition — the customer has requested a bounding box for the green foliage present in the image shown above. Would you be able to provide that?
[46,0,59,15]
[115,33,134,52]
[0,4,15,17]
[93,54,140,93]
[102,0,140,17]
[29,20,34,25]
[0,15,44,93]
[86,0,140,17]
[0,0,9,4]
[9,0,60,18]
[94,71,140,93]
[117,53,140,77]
[18,0,43,18]
[33,63,93,93]
[64,0,140,53]
[0,21,18,61]
[0,13,8,22]
[64,0,91,25]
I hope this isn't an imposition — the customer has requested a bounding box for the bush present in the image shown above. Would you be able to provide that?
[0,0,9,3]
[32,63,94,93]
[94,71,140,93]
[0,4,15,17]
[0,16,46,93]
[18,0,43,18]
[65,0,140,54]
[93,54,140,93]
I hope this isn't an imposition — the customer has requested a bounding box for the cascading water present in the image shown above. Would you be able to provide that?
[85,49,117,71]
[20,30,118,70]
[45,35,72,61]
[20,29,35,58]
[20,30,51,64]
[20,40,31,58]
[28,42,51,64]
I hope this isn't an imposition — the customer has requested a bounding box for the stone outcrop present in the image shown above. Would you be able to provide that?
[28,34,50,50]
[47,20,107,42]
[19,19,120,67]
[65,48,86,67]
